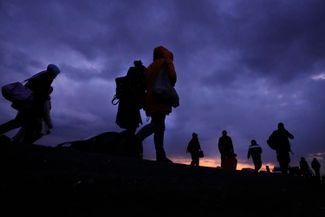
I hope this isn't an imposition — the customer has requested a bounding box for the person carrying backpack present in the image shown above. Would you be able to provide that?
[136,46,177,163]
[0,64,60,144]
[113,60,147,136]
[267,122,294,175]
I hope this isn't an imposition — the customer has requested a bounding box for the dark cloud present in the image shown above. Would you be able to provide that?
[1,0,325,172]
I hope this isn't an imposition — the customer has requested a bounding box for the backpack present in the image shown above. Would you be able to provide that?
[152,62,179,108]
[112,61,146,129]
[2,66,59,111]
[1,82,34,111]
[25,70,57,100]
[198,150,204,158]
[112,61,146,109]
[267,132,278,150]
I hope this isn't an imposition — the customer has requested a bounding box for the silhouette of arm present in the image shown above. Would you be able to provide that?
[218,138,222,153]
[229,137,234,153]
[187,140,192,153]
[286,130,294,139]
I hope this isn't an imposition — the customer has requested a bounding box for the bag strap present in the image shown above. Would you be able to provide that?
[112,95,119,105]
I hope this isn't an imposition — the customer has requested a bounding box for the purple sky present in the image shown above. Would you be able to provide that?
[1,0,325,173]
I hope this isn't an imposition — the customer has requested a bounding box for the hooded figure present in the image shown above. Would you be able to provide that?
[136,46,177,162]
[143,46,177,116]
[0,64,59,144]
[247,139,263,172]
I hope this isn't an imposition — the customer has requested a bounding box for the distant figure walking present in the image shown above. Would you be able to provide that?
[311,158,321,180]
[267,122,294,175]
[247,139,263,172]
[0,64,60,144]
[299,157,313,178]
[218,130,237,170]
[186,133,202,166]
[136,46,177,163]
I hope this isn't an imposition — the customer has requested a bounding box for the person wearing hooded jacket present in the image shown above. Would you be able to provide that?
[247,139,263,172]
[0,64,60,144]
[136,46,177,162]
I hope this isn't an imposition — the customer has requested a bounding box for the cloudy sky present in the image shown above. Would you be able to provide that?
[1,0,325,173]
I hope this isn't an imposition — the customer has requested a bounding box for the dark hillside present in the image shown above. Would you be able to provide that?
[1,144,324,217]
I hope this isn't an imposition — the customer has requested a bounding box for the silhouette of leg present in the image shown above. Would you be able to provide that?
[136,121,155,141]
[152,114,171,162]
[316,171,320,180]
[254,159,262,172]
[194,158,199,166]
[190,153,195,166]
[220,156,225,169]
[11,127,25,144]
[277,152,290,175]
[136,114,171,162]
[12,118,42,145]
[192,153,199,166]
[0,117,22,135]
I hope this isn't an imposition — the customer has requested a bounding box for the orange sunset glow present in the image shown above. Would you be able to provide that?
[172,156,275,171]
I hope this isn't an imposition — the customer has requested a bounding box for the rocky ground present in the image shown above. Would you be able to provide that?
[1,143,324,217]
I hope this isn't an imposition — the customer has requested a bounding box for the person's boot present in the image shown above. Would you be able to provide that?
[156,152,173,163]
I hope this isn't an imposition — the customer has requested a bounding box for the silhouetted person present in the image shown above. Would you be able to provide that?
[136,46,177,163]
[311,158,321,180]
[218,130,237,170]
[0,64,60,144]
[186,132,202,166]
[268,122,294,175]
[299,157,312,178]
[247,139,263,172]
[115,60,147,136]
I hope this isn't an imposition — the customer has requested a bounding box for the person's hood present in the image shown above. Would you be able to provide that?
[26,64,60,81]
[153,46,173,61]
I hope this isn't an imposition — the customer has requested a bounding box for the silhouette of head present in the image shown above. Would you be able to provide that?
[133,60,147,73]
[222,130,227,136]
[278,122,285,130]
[192,132,198,138]
[47,64,60,77]
[153,46,173,61]
[134,60,143,67]
[251,139,257,145]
